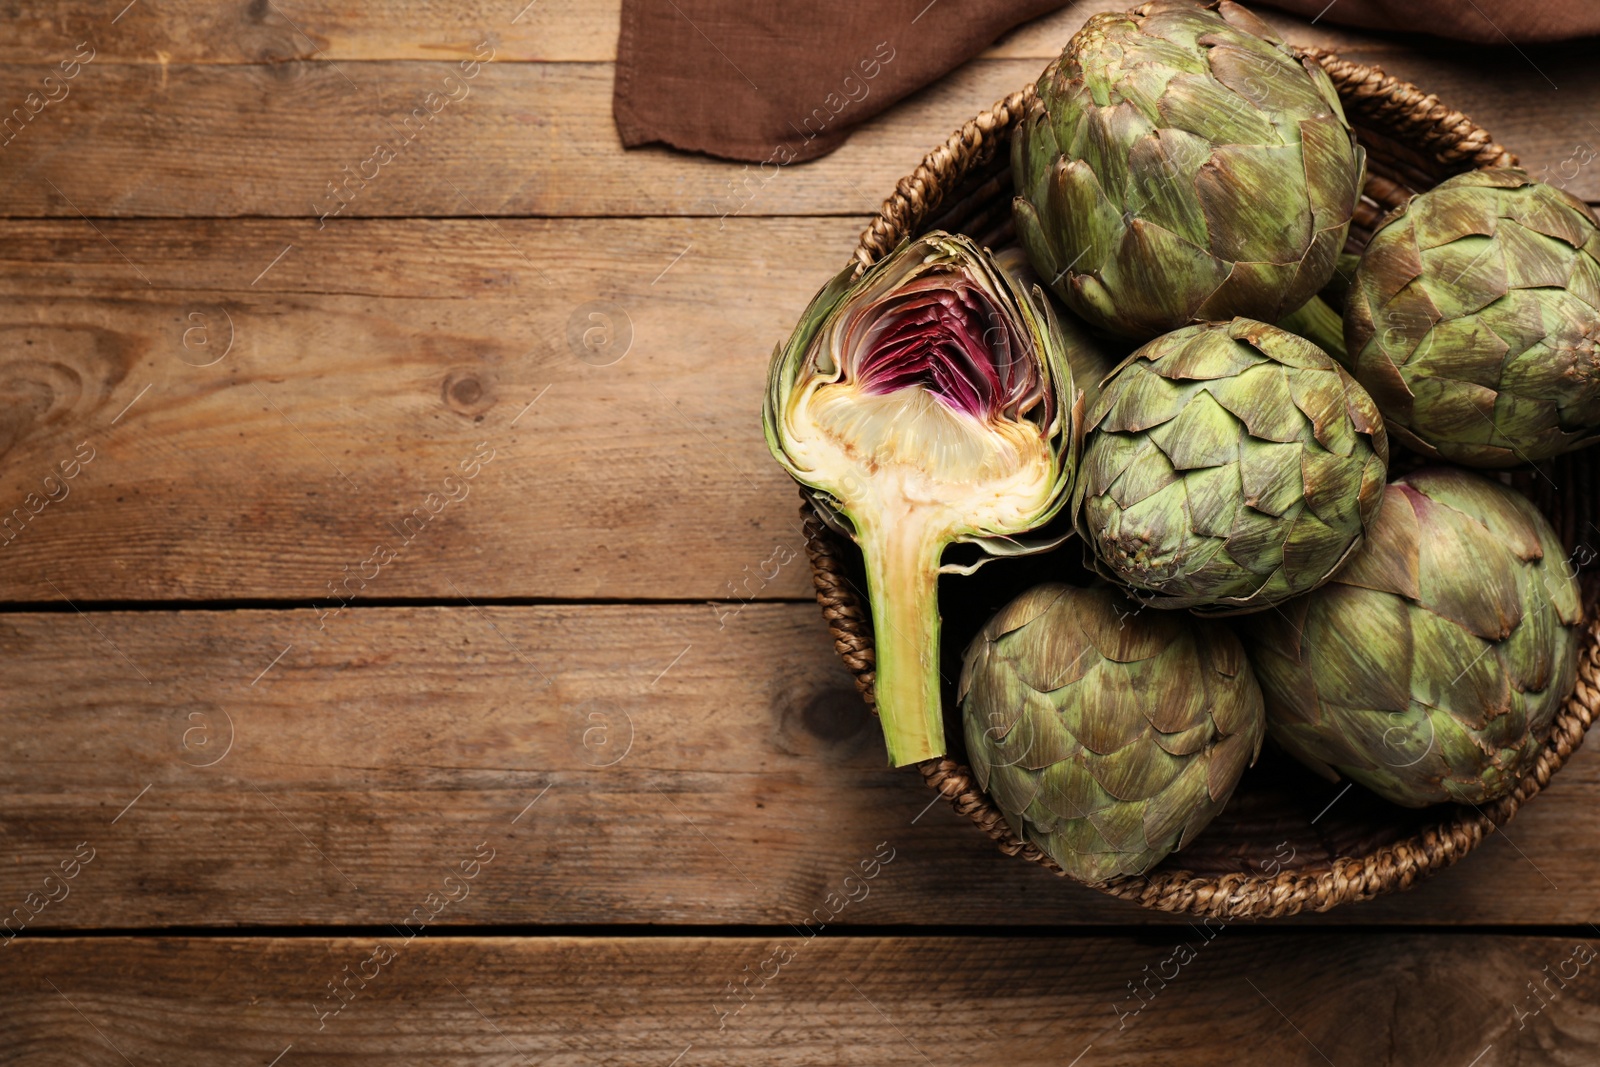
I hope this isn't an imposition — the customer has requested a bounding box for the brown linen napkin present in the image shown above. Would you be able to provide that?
[613,0,1600,165]
[612,0,1065,164]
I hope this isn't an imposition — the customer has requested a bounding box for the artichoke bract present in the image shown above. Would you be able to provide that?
[1076,318,1388,612]
[960,583,1264,883]
[1245,468,1582,807]
[1344,168,1600,467]
[764,232,1079,767]
[1012,0,1365,340]
[995,246,1127,409]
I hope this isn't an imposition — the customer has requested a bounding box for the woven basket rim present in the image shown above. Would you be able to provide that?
[806,47,1599,919]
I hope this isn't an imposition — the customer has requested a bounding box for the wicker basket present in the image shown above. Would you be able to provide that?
[803,49,1600,918]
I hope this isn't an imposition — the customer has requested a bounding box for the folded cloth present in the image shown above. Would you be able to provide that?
[614,0,1599,165]
[612,0,1063,164]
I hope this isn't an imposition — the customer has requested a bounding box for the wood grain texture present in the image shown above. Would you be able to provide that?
[0,57,1044,219]
[5,933,1600,1065]
[0,0,1517,63]
[986,0,1414,57]
[2,1,1596,1058]
[1,43,1595,218]
[1,0,620,63]
[0,216,854,601]
[2,604,1598,929]
[0,0,1190,65]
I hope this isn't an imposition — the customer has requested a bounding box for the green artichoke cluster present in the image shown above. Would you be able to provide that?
[764,0,1593,885]
[960,583,1263,882]
[1344,168,1600,467]
[1244,468,1581,806]
[1013,0,1364,339]
[989,1,1591,844]
[1075,318,1388,611]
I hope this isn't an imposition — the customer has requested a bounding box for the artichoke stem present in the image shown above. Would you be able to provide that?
[859,518,948,767]
[1278,294,1348,364]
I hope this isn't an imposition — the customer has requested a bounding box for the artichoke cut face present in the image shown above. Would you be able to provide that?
[1244,468,1583,807]
[791,378,1061,548]
[961,583,1265,884]
[774,239,1073,546]
[766,233,1078,767]
[1346,167,1600,466]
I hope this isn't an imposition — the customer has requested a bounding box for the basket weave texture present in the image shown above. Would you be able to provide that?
[802,49,1600,918]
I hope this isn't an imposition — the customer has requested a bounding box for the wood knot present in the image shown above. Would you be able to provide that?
[0,323,133,463]
[770,679,873,757]
[442,367,495,418]
[797,687,865,743]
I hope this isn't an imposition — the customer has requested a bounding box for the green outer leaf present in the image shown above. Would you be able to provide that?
[961,582,1264,884]
[1075,318,1388,613]
[1345,166,1600,466]
[1242,468,1583,807]
[1278,294,1347,363]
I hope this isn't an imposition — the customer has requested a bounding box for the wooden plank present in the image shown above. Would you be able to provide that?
[4,933,1598,1064]
[2,604,1599,928]
[0,0,1130,64]
[1,45,1594,219]
[0,216,857,601]
[0,0,1474,64]
[1,0,623,63]
[0,56,1037,219]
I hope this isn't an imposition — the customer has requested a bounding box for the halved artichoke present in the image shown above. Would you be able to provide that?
[764,232,1080,766]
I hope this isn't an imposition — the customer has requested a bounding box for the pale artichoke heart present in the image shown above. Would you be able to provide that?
[762,231,1079,767]
[790,379,1060,542]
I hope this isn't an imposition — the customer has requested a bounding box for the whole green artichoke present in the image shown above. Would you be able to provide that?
[1012,0,1365,340]
[1075,318,1389,612]
[1344,168,1600,467]
[1244,468,1582,807]
[960,583,1264,883]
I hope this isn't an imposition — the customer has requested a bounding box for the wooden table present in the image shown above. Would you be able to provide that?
[2,2,1598,1063]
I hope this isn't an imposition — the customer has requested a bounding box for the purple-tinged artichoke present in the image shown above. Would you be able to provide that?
[1244,468,1582,807]
[764,232,1080,766]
